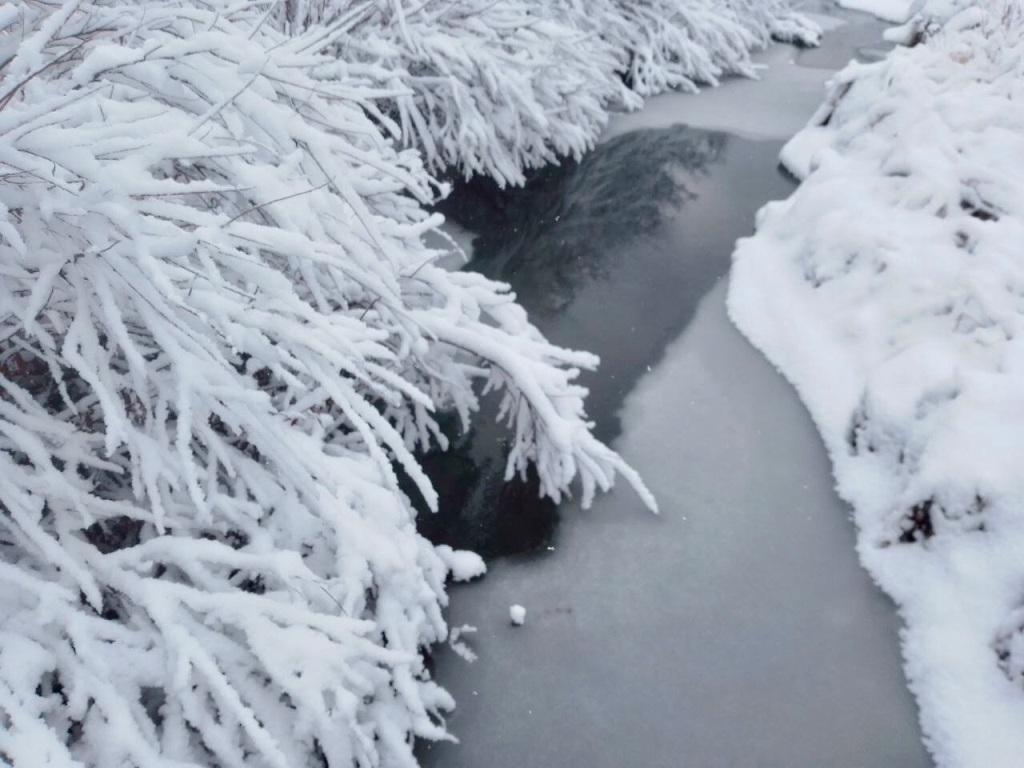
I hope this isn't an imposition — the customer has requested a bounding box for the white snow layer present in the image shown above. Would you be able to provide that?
[837,0,916,22]
[729,2,1024,766]
[291,0,820,185]
[602,41,839,143]
[0,1,822,766]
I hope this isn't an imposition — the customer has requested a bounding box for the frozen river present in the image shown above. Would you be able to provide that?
[419,5,931,766]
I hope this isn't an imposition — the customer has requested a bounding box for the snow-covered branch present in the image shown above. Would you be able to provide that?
[285,0,818,185]
[0,1,657,764]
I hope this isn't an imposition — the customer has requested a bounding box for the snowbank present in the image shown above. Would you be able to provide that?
[837,0,916,23]
[729,3,1024,765]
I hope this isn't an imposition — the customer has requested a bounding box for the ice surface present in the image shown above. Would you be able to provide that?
[601,43,836,143]
[419,7,930,766]
[420,126,800,558]
[437,545,487,582]
[426,218,478,270]
[422,281,928,768]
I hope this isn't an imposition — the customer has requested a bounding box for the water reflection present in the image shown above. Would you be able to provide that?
[417,126,794,558]
[442,130,726,316]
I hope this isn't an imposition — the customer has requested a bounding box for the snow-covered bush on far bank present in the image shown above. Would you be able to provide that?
[880,0,987,42]
[582,0,820,97]
[283,0,819,186]
[0,2,654,766]
[729,2,1024,765]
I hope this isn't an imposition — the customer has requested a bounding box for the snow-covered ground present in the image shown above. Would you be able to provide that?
[0,2,835,767]
[729,2,1024,765]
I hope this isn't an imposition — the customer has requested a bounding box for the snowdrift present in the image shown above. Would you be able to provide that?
[0,0,810,766]
[729,2,1024,765]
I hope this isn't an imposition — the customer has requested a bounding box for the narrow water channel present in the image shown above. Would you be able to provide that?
[418,6,931,766]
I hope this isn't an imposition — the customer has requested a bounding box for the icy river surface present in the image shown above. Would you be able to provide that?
[419,6,932,767]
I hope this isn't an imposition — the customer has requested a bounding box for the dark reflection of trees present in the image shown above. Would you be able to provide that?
[438,128,727,318]
[418,127,730,558]
[412,409,560,559]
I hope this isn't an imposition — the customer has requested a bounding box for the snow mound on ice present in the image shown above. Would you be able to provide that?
[0,2,655,766]
[437,546,488,582]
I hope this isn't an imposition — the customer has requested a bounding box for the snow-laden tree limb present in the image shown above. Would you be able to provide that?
[0,1,655,765]
[284,0,819,185]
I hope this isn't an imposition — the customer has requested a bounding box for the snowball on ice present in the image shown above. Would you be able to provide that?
[509,605,527,626]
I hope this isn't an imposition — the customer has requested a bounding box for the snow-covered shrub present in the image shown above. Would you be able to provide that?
[567,0,819,98]
[729,2,1024,765]
[282,0,817,186]
[884,1,952,41]
[0,1,653,765]
[323,0,632,187]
